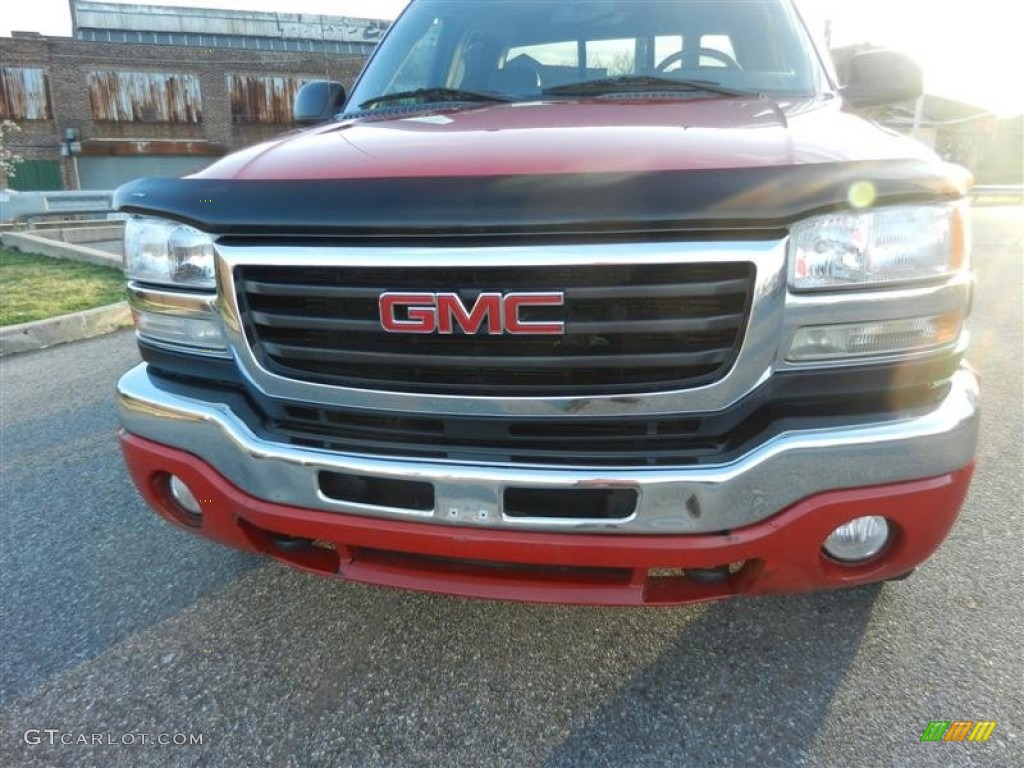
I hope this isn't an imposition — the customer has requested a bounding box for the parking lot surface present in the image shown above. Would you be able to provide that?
[1,207,1021,767]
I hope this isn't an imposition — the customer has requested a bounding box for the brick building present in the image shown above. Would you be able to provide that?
[0,1,385,190]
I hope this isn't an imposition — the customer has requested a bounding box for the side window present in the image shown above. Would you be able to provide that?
[505,41,578,68]
[503,38,638,86]
[654,34,736,69]
[699,34,737,67]
[503,41,579,89]
[655,36,684,67]
[585,38,636,76]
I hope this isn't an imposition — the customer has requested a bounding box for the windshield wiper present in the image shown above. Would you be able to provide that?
[541,75,752,98]
[360,87,516,110]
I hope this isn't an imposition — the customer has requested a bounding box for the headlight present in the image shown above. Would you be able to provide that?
[124,216,216,290]
[788,203,966,291]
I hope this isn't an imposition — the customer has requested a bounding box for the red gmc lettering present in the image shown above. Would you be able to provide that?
[379,292,564,335]
[436,293,503,335]
[379,292,436,333]
[504,293,566,335]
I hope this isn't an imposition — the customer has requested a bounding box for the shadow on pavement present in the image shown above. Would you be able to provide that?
[543,587,881,766]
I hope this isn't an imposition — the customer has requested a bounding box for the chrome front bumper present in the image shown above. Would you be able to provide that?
[117,364,979,535]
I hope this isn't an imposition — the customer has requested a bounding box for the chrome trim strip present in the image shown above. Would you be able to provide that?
[126,282,219,317]
[118,363,979,534]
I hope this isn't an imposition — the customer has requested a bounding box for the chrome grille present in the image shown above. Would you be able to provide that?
[235,262,754,395]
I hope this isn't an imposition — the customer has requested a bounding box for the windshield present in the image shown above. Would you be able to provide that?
[348,0,825,113]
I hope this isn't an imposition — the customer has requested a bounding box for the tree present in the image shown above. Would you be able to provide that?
[0,120,25,186]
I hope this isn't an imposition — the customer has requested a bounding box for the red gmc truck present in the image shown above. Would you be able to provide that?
[114,0,978,606]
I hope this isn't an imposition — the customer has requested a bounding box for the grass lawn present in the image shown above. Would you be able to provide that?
[0,247,125,326]
[973,195,1024,206]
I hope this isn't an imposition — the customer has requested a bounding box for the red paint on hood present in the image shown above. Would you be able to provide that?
[192,98,938,181]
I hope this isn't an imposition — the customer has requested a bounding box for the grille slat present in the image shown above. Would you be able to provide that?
[245,281,384,299]
[249,310,744,336]
[250,311,382,333]
[256,400,774,467]
[261,342,731,370]
[244,277,751,300]
[274,418,714,448]
[262,364,724,396]
[567,279,750,299]
[271,422,724,465]
[570,313,744,334]
[236,262,754,395]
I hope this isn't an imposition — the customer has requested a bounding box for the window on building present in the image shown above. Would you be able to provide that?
[0,68,53,121]
[87,71,203,123]
[228,75,307,124]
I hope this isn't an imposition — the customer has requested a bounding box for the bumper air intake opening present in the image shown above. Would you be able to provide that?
[319,471,434,511]
[644,561,760,603]
[503,487,638,519]
[237,519,341,575]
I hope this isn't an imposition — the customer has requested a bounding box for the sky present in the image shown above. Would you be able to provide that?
[1,0,1020,115]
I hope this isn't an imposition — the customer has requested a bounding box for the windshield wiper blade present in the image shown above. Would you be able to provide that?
[541,75,751,98]
[360,87,516,110]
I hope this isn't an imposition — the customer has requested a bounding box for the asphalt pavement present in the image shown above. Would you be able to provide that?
[1,207,1021,767]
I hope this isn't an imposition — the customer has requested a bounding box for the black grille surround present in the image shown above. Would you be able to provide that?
[235,262,755,396]
[266,401,770,467]
[135,344,960,470]
[250,382,948,468]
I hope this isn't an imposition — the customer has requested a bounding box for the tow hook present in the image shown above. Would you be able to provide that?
[271,534,314,552]
[684,566,731,583]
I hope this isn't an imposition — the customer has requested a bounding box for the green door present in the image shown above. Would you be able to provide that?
[9,160,62,191]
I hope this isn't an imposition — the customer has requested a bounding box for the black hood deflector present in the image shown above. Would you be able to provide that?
[113,159,969,239]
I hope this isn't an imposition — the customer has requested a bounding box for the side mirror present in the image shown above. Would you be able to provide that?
[293,81,346,125]
[841,50,923,109]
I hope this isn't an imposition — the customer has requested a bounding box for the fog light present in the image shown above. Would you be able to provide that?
[168,475,202,516]
[823,516,890,562]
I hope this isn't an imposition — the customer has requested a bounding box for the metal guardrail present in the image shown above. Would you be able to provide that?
[971,185,1024,197]
[0,190,115,224]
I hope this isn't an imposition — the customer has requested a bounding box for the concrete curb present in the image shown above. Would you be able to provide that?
[0,302,132,357]
[1,230,122,269]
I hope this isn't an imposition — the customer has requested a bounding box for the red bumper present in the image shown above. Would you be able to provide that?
[121,431,974,606]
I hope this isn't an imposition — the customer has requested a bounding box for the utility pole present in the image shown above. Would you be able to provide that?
[912,94,925,138]
[68,0,79,37]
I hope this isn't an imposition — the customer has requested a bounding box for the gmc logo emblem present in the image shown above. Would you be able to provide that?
[379,292,565,335]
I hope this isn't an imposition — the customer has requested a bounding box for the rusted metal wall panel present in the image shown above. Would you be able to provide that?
[76,2,389,43]
[228,75,305,124]
[87,71,203,123]
[0,68,53,120]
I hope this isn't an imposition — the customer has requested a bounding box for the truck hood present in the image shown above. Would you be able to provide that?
[116,98,970,237]
[193,98,938,181]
